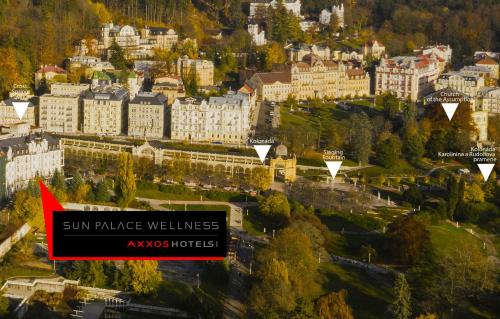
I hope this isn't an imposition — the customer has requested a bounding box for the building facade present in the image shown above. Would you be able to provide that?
[170,93,251,144]
[176,56,215,87]
[249,0,302,18]
[249,55,370,101]
[152,75,185,102]
[39,94,81,133]
[478,87,500,114]
[82,87,129,135]
[475,57,499,80]
[97,23,178,59]
[286,44,331,62]
[0,132,63,198]
[248,72,292,102]
[0,99,36,127]
[319,3,345,28]
[248,23,267,46]
[375,55,440,101]
[128,93,168,138]
[435,72,485,100]
[362,40,386,59]
[50,83,90,96]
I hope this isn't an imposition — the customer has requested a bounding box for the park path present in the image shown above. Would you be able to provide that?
[136,197,258,230]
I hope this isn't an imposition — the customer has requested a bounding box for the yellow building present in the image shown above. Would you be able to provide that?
[176,56,214,87]
[248,54,371,101]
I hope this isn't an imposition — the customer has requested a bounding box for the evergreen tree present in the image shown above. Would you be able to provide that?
[70,171,84,193]
[348,113,372,164]
[116,152,136,207]
[483,171,497,199]
[404,134,425,166]
[389,273,412,319]
[108,41,127,69]
[375,135,401,168]
[270,0,290,43]
[94,181,109,202]
[50,169,66,190]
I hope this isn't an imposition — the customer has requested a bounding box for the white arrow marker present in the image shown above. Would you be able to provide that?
[325,161,342,179]
[254,144,272,163]
[478,163,495,181]
[12,102,29,120]
[441,103,459,121]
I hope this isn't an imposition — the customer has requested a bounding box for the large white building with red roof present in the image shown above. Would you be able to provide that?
[375,55,441,101]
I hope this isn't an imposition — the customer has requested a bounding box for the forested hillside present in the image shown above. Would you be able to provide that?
[0,0,499,96]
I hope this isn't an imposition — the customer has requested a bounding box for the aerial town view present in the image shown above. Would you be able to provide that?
[0,0,498,318]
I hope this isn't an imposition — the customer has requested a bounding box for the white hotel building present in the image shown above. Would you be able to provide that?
[375,55,441,102]
[0,129,63,199]
[170,93,251,144]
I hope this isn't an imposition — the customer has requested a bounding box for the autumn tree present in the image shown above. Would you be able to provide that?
[329,13,340,34]
[13,190,43,227]
[247,166,271,191]
[315,290,354,319]
[386,216,430,265]
[115,261,162,295]
[259,192,291,225]
[73,183,91,203]
[0,292,8,317]
[116,152,136,207]
[389,273,412,319]
[437,241,497,311]
[416,314,439,319]
[249,258,296,317]
[264,42,286,71]
[0,48,19,96]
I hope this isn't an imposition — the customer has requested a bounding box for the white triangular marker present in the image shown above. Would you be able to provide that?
[12,102,29,120]
[325,161,342,179]
[254,145,272,163]
[478,163,495,181]
[441,103,459,121]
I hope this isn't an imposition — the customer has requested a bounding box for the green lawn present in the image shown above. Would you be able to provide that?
[242,206,267,236]
[428,223,483,256]
[319,263,393,319]
[137,182,255,203]
[352,160,423,178]
[0,265,54,282]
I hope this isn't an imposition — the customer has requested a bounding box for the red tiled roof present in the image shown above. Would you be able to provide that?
[254,72,291,84]
[36,65,66,74]
[239,83,254,94]
[476,57,499,65]
[346,68,366,77]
